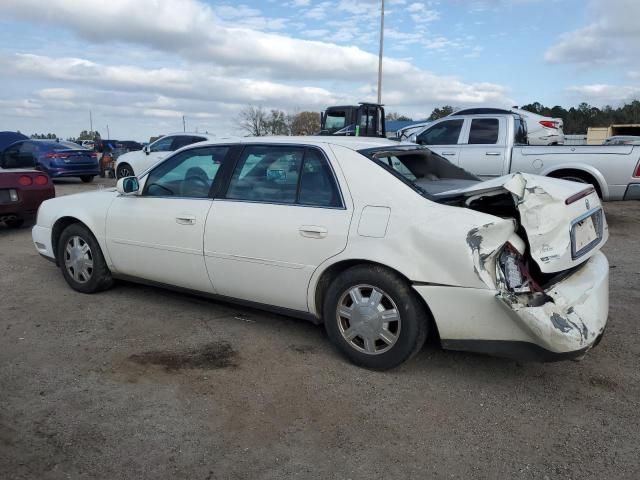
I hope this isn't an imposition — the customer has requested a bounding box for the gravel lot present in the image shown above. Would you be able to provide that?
[1,177,639,479]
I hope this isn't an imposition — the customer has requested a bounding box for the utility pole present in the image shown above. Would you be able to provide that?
[182,115,186,132]
[377,0,385,104]
[89,110,93,133]
[106,124,110,139]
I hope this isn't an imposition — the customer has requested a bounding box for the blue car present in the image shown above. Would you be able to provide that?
[1,139,99,183]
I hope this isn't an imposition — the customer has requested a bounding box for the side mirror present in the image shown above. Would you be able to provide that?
[143,146,150,155]
[117,177,140,195]
[409,134,418,144]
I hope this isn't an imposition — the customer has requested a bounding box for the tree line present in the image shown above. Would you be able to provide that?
[236,106,321,136]
[386,100,640,134]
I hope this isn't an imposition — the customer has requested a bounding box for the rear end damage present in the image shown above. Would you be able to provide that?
[456,173,609,358]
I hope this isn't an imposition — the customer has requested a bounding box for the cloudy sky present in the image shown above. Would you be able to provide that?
[0,0,638,141]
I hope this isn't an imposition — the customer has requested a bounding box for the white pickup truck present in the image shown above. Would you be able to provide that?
[404,113,640,201]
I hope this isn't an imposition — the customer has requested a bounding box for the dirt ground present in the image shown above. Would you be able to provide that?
[1,177,639,479]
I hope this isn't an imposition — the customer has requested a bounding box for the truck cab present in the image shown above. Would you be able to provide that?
[410,113,528,178]
[320,103,386,137]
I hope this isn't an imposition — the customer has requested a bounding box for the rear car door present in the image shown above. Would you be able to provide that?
[457,117,507,178]
[415,119,464,164]
[106,145,231,292]
[203,144,352,312]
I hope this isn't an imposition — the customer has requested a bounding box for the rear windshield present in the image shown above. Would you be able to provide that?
[358,146,480,198]
[37,141,79,151]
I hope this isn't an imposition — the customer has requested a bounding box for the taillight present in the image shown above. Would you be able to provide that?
[565,186,596,205]
[90,152,97,158]
[46,152,68,159]
[34,175,49,185]
[633,161,640,178]
[18,175,33,186]
[539,120,558,129]
[498,243,543,294]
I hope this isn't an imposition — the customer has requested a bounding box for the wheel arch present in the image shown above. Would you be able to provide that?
[51,216,94,265]
[311,258,440,341]
[541,165,608,199]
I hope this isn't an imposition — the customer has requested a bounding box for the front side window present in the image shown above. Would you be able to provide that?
[149,136,175,152]
[143,146,229,198]
[417,119,463,145]
[225,146,342,207]
[468,118,499,144]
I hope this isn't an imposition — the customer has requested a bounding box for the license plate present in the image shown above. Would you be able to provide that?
[571,209,603,259]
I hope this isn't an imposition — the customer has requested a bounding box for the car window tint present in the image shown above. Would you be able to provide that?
[144,146,229,198]
[417,119,463,145]
[149,136,175,152]
[298,149,342,207]
[380,155,417,181]
[171,136,205,151]
[226,146,304,204]
[468,118,499,144]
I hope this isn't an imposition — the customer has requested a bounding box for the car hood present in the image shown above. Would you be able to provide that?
[437,172,608,274]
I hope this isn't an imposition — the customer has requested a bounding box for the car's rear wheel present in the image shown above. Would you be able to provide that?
[116,163,134,179]
[57,223,113,293]
[80,175,94,183]
[323,265,428,370]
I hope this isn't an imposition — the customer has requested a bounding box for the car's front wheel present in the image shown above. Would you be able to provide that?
[116,163,134,179]
[323,265,428,369]
[57,223,114,293]
[80,175,94,183]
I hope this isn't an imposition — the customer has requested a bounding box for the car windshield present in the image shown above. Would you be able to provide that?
[38,141,78,151]
[358,146,480,198]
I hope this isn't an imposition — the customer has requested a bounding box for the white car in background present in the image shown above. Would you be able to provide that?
[397,108,565,146]
[33,137,608,369]
[451,108,565,145]
[115,132,217,178]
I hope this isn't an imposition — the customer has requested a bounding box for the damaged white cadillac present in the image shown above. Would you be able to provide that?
[31,137,609,369]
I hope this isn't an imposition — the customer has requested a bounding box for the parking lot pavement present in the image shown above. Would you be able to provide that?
[1,178,640,479]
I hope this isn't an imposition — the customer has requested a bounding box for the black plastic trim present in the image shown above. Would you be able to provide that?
[112,273,322,324]
[440,338,601,362]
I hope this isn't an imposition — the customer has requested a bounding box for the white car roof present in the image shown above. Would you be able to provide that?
[161,132,218,139]
[191,136,400,151]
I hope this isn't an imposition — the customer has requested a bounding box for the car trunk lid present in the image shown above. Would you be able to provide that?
[437,172,608,274]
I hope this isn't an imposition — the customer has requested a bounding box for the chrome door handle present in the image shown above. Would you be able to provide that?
[176,215,196,225]
[440,151,456,156]
[485,152,501,156]
[299,226,328,238]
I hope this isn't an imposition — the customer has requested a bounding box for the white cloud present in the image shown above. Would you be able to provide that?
[567,84,640,104]
[545,0,640,66]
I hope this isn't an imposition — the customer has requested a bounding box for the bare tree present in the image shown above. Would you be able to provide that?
[236,105,268,136]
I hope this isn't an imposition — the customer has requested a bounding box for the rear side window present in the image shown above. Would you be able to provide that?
[417,119,463,145]
[225,146,342,207]
[468,118,499,144]
[298,149,342,207]
[226,146,304,203]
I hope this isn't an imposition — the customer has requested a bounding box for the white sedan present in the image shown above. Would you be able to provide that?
[32,137,609,369]
[115,132,218,179]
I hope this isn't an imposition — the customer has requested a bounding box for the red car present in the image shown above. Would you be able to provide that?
[0,169,55,228]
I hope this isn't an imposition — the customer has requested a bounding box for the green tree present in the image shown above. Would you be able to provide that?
[428,105,455,120]
[385,112,413,121]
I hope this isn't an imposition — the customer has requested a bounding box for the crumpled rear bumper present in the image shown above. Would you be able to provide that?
[504,250,609,355]
[413,251,609,361]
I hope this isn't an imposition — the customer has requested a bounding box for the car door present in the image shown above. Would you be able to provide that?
[415,119,464,164]
[203,144,352,312]
[457,117,507,178]
[106,145,231,292]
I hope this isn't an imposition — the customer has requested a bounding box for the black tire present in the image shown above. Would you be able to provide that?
[116,163,134,179]
[323,265,428,370]
[3,217,24,228]
[57,223,114,293]
[80,175,95,183]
